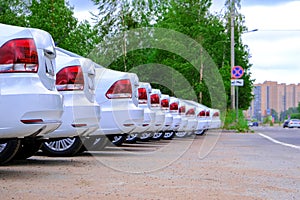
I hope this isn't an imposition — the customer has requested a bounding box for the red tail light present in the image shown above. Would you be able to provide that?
[138,88,147,104]
[161,99,169,109]
[170,102,178,111]
[56,65,84,91]
[213,112,219,117]
[206,111,210,117]
[150,94,160,107]
[186,108,195,116]
[151,94,160,103]
[0,38,38,73]
[179,106,186,114]
[106,79,132,99]
[197,110,206,117]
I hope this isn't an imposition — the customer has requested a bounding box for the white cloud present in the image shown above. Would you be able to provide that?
[241,1,300,84]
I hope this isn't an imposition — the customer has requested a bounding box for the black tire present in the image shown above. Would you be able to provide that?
[41,136,83,157]
[138,132,153,142]
[126,133,139,143]
[13,140,42,160]
[0,139,21,165]
[83,136,109,151]
[152,132,165,140]
[107,135,127,146]
[163,131,175,140]
[175,131,188,138]
[195,129,206,136]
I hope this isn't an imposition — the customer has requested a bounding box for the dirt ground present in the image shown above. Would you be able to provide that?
[0,130,299,200]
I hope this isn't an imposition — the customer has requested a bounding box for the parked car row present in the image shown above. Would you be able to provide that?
[0,23,222,165]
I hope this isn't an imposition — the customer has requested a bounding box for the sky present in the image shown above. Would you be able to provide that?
[68,0,300,85]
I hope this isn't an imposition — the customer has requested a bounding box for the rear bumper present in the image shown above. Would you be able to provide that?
[185,118,198,132]
[0,93,63,139]
[161,113,173,132]
[196,119,210,130]
[91,107,143,136]
[209,119,222,129]
[177,116,188,132]
[167,114,182,131]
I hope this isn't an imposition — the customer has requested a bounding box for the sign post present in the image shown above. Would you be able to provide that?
[231,66,244,122]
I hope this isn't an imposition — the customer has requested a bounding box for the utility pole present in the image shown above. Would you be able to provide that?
[199,47,203,103]
[230,0,235,110]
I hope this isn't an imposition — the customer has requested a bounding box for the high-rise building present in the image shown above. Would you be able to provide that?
[247,81,300,121]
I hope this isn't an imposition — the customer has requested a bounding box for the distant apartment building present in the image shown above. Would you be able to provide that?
[247,81,300,121]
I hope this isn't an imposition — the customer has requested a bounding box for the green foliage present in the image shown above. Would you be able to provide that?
[290,113,300,119]
[223,109,250,132]
[0,0,27,26]
[0,0,255,113]
[26,0,98,56]
[88,0,253,111]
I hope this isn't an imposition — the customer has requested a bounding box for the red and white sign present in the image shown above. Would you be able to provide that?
[231,66,244,79]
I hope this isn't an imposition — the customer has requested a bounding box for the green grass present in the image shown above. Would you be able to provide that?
[222,109,250,133]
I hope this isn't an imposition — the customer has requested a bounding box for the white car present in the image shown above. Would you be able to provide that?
[209,108,222,129]
[149,89,166,140]
[165,97,182,139]
[288,119,300,128]
[183,101,198,135]
[160,95,174,135]
[184,100,211,135]
[175,99,189,138]
[126,82,156,142]
[88,66,144,147]
[41,48,101,156]
[0,23,63,164]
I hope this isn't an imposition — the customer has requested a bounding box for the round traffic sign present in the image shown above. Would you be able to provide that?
[231,66,244,79]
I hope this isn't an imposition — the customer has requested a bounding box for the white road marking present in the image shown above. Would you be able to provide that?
[258,133,300,150]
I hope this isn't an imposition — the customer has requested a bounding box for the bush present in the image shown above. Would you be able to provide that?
[290,113,300,119]
[223,109,249,132]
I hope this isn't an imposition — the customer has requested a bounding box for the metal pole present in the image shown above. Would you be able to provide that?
[230,1,235,110]
[236,86,239,121]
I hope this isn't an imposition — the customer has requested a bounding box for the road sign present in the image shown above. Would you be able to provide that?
[231,79,244,86]
[231,66,244,79]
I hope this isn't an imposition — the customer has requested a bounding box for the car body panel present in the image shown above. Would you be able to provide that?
[183,100,210,131]
[149,89,166,132]
[288,119,300,128]
[166,96,182,132]
[43,49,100,139]
[91,66,144,136]
[160,94,173,132]
[0,23,63,139]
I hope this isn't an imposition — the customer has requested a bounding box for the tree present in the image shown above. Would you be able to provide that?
[0,0,27,26]
[27,0,99,56]
[89,0,253,110]
[224,0,254,109]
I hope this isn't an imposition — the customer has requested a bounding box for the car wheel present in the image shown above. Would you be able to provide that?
[163,131,175,140]
[0,139,21,165]
[152,132,165,140]
[13,140,42,160]
[83,136,109,151]
[107,135,127,146]
[41,136,83,157]
[126,133,139,143]
[138,132,153,142]
[175,131,188,138]
[195,129,206,136]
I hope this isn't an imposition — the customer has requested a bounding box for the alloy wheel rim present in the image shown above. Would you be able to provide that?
[152,132,163,139]
[44,138,76,151]
[0,143,7,152]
